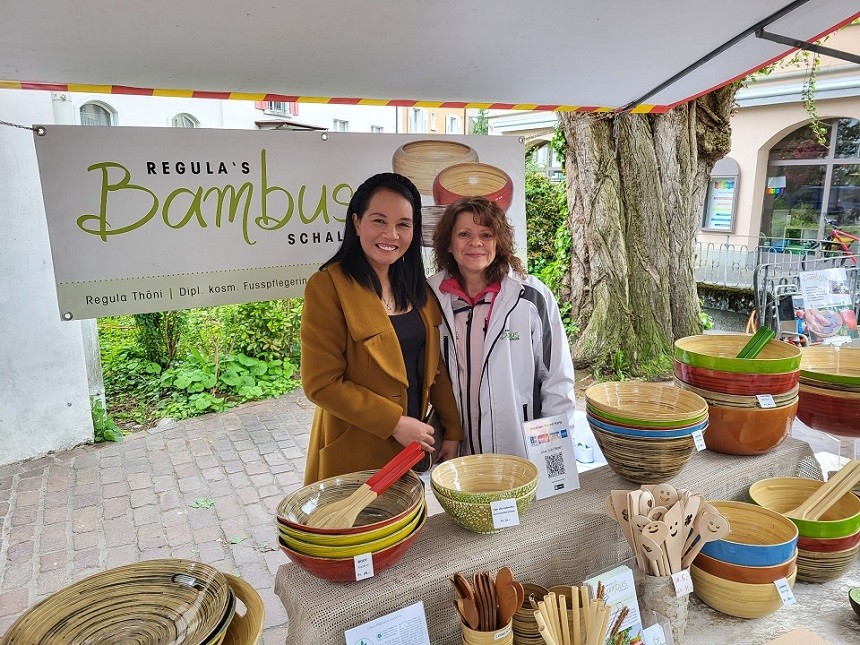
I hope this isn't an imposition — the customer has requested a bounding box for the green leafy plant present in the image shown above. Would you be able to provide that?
[90,396,123,443]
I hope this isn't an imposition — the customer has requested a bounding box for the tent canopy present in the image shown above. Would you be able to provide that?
[1,1,858,112]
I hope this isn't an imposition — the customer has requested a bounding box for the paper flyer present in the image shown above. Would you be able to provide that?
[343,601,430,645]
[584,565,644,645]
[798,268,858,343]
[522,413,580,499]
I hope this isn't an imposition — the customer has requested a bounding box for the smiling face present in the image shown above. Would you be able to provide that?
[448,210,497,285]
[352,189,414,277]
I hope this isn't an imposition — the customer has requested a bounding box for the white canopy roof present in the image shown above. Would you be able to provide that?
[1,1,858,111]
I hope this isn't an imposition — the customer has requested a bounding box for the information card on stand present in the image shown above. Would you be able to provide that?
[343,601,431,645]
[522,414,581,499]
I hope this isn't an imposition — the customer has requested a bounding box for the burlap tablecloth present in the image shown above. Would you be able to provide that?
[274,437,819,644]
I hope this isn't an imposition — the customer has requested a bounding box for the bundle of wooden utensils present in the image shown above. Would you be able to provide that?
[604,483,731,575]
[451,567,524,633]
[531,584,623,645]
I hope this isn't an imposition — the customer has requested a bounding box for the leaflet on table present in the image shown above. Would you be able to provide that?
[343,600,430,645]
[583,565,643,645]
[522,413,581,499]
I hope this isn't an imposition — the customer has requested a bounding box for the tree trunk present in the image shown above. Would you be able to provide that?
[558,84,738,375]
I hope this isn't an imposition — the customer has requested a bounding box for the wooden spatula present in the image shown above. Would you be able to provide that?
[305,442,425,529]
[786,460,860,520]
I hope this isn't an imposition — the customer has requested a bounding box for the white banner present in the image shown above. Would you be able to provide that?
[33,127,525,319]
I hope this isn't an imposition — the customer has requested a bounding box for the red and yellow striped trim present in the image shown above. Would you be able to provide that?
[0,80,664,114]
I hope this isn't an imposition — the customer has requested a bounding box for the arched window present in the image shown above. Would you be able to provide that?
[761,118,860,240]
[79,102,113,126]
[172,113,199,128]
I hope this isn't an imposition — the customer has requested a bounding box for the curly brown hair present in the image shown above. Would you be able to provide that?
[432,196,524,285]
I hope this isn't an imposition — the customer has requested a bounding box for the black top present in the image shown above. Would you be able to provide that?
[390,307,425,419]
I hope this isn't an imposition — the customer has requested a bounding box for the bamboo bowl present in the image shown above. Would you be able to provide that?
[703,399,797,456]
[674,334,802,374]
[430,454,538,503]
[674,378,799,409]
[277,469,424,536]
[748,476,860,538]
[690,563,797,618]
[797,382,860,438]
[673,361,800,395]
[796,542,860,583]
[222,573,265,645]
[692,550,797,585]
[589,425,697,484]
[585,412,707,438]
[699,501,798,567]
[1,559,232,645]
[432,162,514,211]
[432,486,537,534]
[391,140,478,195]
[585,381,708,425]
[800,345,860,387]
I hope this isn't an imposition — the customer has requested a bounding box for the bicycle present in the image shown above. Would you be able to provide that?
[799,225,859,270]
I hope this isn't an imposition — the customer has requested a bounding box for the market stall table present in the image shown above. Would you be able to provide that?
[275,437,839,644]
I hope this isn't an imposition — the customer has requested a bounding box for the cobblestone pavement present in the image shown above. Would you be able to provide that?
[0,391,315,644]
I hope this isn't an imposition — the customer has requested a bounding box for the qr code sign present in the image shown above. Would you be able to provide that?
[544,452,565,478]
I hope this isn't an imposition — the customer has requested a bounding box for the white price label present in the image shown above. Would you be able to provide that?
[641,624,668,645]
[692,429,707,451]
[773,577,796,605]
[354,553,374,581]
[671,569,694,596]
[756,394,777,408]
[490,498,520,529]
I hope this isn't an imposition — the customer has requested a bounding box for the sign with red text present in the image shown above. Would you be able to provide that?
[33,127,524,319]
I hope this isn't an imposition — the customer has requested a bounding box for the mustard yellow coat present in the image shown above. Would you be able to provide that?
[301,263,463,484]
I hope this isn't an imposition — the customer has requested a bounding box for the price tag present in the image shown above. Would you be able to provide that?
[773,577,797,606]
[490,498,520,529]
[641,624,668,645]
[671,569,694,597]
[756,394,777,408]
[354,553,374,581]
[691,429,707,451]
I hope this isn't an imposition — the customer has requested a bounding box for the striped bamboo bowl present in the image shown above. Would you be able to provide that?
[391,140,478,195]
[800,345,860,387]
[796,542,860,583]
[675,334,802,374]
[222,573,265,645]
[585,381,708,424]
[690,564,797,618]
[1,559,233,645]
[589,425,697,484]
[674,378,799,409]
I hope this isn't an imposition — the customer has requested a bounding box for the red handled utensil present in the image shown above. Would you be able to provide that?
[305,442,425,529]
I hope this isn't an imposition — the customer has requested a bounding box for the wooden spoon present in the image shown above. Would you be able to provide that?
[305,442,424,528]
[786,460,860,520]
[639,533,664,576]
[681,512,730,568]
[647,505,668,521]
[495,567,519,629]
[652,483,679,508]
[641,520,670,575]
[661,501,685,574]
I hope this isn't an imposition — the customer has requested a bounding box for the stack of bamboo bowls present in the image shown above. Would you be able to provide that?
[673,334,802,455]
[584,382,708,484]
[749,476,860,582]
[796,345,860,438]
[276,470,426,581]
[690,501,799,618]
[1,560,263,645]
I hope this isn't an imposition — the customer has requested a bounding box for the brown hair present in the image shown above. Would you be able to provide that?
[432,196,524,285]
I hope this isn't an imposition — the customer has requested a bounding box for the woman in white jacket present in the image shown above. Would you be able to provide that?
[429,196,576,459]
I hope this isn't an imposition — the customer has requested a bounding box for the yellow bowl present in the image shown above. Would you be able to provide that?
[691,563,797,618]
[279,502,426,558]
[430,454,538,503]
[276,496,424,546]
[432,486,536,534]
[585,381,708,424]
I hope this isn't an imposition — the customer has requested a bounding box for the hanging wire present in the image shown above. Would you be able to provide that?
[0,119,45,135]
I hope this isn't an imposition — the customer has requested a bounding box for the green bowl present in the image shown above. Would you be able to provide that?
[430,454,538,503]
[749,477,860,539]
[675,335,802,375]
[800,346,860,387]
[585,403,707,429]
[432,487,537,534]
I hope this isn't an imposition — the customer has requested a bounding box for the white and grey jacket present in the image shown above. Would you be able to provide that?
[428,270,576,458]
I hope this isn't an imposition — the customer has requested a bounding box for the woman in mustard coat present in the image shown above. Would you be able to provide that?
[301,173,463,484]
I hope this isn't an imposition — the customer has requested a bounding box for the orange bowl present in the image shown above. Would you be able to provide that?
[693,550,797,585]
[704,399,797,455]
[432,162,514,211]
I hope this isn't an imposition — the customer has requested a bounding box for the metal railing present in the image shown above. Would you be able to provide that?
[694,240,757,288]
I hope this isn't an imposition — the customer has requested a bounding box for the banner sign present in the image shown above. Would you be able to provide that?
[33,127,524,319]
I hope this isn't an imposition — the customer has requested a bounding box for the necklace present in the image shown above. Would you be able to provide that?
[382,295,394,311]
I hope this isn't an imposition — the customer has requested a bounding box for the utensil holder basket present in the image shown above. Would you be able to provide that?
[641,574,688,644]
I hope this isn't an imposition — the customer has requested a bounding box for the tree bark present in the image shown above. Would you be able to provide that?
[558,84,738,375]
